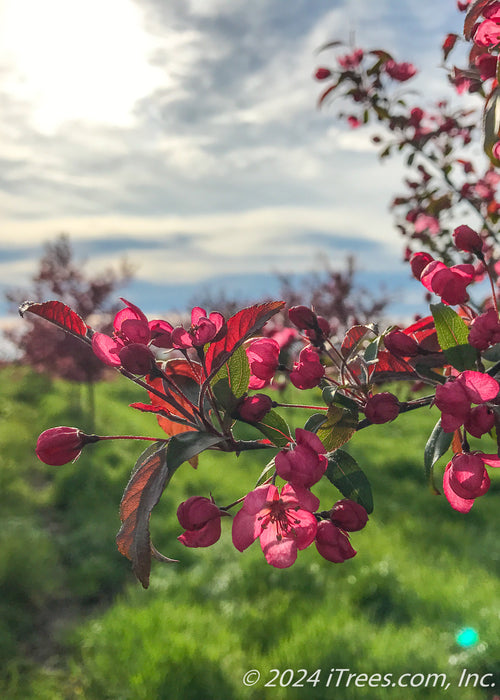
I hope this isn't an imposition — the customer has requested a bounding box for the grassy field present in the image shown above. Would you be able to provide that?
[0,365,499,699]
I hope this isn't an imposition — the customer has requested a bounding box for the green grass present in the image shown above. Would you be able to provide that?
[0,366,499,699]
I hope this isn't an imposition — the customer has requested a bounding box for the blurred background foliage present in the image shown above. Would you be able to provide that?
[1,365,499,699]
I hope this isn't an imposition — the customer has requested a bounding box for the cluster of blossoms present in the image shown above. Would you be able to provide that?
[26,0,500,587]
[31,214,500,584]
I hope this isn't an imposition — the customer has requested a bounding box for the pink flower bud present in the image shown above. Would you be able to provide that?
[469,309,500,350]
[384,329,419,357]
[246,337,280,389]
[330,499,368,532]
[464,404,495,438]
[410,252,434,280]
[453,225,483,255]
[315,520,357,563]
[118,343,155,375]
[237,394,273,423]
[289,346,325,390]
[288,305,318,330]
[364,392,400,424]
[177,496,225,548]
[315,67,331,80]
[275,428,327,489]
[446,453,490,500]
[36,426,93,466]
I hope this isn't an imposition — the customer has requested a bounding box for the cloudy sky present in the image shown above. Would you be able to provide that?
[0,0,468,344]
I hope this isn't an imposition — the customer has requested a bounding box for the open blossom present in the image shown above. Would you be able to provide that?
[171,307,225,349]
[275,428,327,489]
[177,496,227,548]
[337,48,363,69]
[420,260,475,305]
[474,19,500,47]
[289,346,325,390]
[246,337,280,389]
[315,520,356,563]
[232,483,319,568]
[443,453,491,513]
[384,60,417,82]
[92,298,172,373]
[434,370,499,434]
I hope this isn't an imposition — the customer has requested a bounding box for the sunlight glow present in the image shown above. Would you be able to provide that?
[0,0,164,132]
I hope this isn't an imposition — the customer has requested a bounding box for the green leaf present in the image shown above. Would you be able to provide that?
[322,386,359,412]
[430,302,470,350]
[304,413,328,433]
[317,405,358,451]
[255,410,292,448]
[430,303,475,371]
[116,431,223,588]
[423,419,452,495]
[443,345,477,372]
[325,449,373,513]
[212,345,250,399]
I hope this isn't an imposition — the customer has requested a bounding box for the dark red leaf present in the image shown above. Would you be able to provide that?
[371,350,417,382]
[116,442,174,588]
[317,82,339,107]
[19,300,89,340]
[341,325,375,359]
[464,0,491,39]
[144,359,203,437]
[205,301,285,377]
[117,432,224,587]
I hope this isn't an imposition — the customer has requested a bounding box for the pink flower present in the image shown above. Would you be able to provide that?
[232,483,319,568]
[275,428,327,489]
[453,225,483,254]
[237,394,273,423]
[414,213,440,235]
[91,298,172,373]
[315,520,356,563]
[364,392,400,424]
[337,49,363,70]
[384,60,417,82]
[177,496,226,547]
[246,337,280,389]
[92,298,150,367]
[493,141,500,161]
[420,260,475,305]
[443,453,491,513]
[434,370,499,433]
[36,427,96,466]
[330,499,368,532]
[347,116,361,129]
[474,19,500,47]
[171,307,225,349]
[469,309,500,350]
[289,346,325,390]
